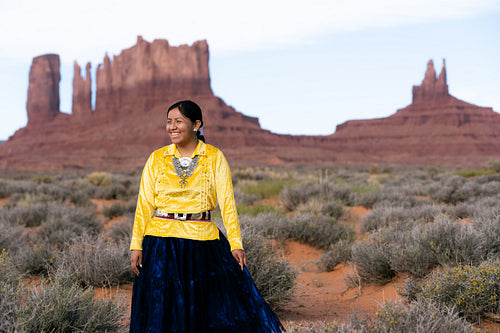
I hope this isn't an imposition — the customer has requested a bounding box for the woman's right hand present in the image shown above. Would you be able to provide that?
[130,250,143,276]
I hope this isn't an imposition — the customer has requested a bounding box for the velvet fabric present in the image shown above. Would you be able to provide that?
[129,231,285,333]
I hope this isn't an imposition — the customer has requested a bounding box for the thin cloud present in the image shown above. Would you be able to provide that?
[1,0,499,62]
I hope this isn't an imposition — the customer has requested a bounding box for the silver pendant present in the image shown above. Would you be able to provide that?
[179,157,192,168]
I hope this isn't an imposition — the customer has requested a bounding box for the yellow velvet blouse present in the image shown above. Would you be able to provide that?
[130,141,243,252]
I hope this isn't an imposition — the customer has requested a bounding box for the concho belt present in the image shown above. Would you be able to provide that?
[155,209,211,221]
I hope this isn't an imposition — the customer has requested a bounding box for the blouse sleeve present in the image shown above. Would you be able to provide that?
[130,152,157,250]
[214,150,243,251]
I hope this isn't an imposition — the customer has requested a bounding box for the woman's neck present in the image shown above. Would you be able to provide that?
[176,140,199,157]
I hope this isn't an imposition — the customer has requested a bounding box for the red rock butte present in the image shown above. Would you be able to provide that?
[0,37,499,170]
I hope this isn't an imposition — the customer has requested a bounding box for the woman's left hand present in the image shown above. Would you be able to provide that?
[232,249,247,271]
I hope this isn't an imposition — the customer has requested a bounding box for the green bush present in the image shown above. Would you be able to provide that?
[241,179,291,200]
[237,203,281,216]
[453,168,496,178]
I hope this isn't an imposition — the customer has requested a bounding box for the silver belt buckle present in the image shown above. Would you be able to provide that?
[174,213,187,221]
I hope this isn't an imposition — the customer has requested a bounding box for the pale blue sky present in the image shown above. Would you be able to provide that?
[1,0,499,140]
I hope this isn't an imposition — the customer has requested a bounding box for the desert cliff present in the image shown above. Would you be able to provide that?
[0,37,499,170]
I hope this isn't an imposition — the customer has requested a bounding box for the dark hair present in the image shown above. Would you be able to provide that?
[167,100,205,143]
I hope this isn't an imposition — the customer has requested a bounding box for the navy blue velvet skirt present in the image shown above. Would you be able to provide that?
[129,231,285,333]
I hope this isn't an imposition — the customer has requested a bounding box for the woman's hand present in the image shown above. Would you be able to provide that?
[130,250,143,276]
[232,249,247,271]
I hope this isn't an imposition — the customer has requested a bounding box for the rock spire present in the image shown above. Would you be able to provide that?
[72,61,92,117]
[26,54,61,124]
[412,59,449,103]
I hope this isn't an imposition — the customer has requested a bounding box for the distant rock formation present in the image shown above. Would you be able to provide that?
[72,62,92,118]
[1,37,499,170]
[26,54,61,125]
[331,59,500,166]
[412,59,449,103]
[94,36,212,114]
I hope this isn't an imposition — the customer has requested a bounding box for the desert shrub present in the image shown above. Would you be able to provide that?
[280,182,320,211]
[246,212,356,249]
[286,300,476,332]
[0,201,50,227]
[451,195,500,220]
[381,222,439,278]
[14,242,56,276]
[473,216,500,259]
[86,171,112,186]
[233,187,259,206]
[361,203,444,232]
[362,205,409,232]
[421,216,480,266]
[67,184,93,206]
[285,321,358,333]
[318,239,352,272]
[242,226,296,307]
[28,203,102,248]
[279,214,354,249]
[0,250,24,333]
[94,183,129,200]
[0,221,24,253]
[414,259,500,323]
[351,239,395,284]
[320,200,345,219]
[371,300,477,333]
[376,217,480,277]
[353,188,382,209]
[0,179,36,200]
[327,183,355,206]
[430,175,491,204]
[31,174,54,184]
[237,203,281,216]
[17,269,128,333]
[232,168,271,182]
[55,234,134,288]
[103,201,136,219]
[35,183,70,201]
[238,212,290,240]
[104,214,133,242]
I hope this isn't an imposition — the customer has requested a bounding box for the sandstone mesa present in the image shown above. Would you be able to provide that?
[0,37,499,170]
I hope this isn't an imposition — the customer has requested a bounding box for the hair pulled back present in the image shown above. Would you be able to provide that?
[167,100,206,143]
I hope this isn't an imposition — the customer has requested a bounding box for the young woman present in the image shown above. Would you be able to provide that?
[129,100,285,332]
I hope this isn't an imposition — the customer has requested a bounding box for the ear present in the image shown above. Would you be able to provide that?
[194,119,202,131]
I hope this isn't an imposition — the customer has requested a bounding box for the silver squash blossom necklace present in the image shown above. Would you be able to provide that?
[172,156,199,188]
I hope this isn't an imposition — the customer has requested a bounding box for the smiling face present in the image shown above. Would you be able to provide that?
[166,108,200,147]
